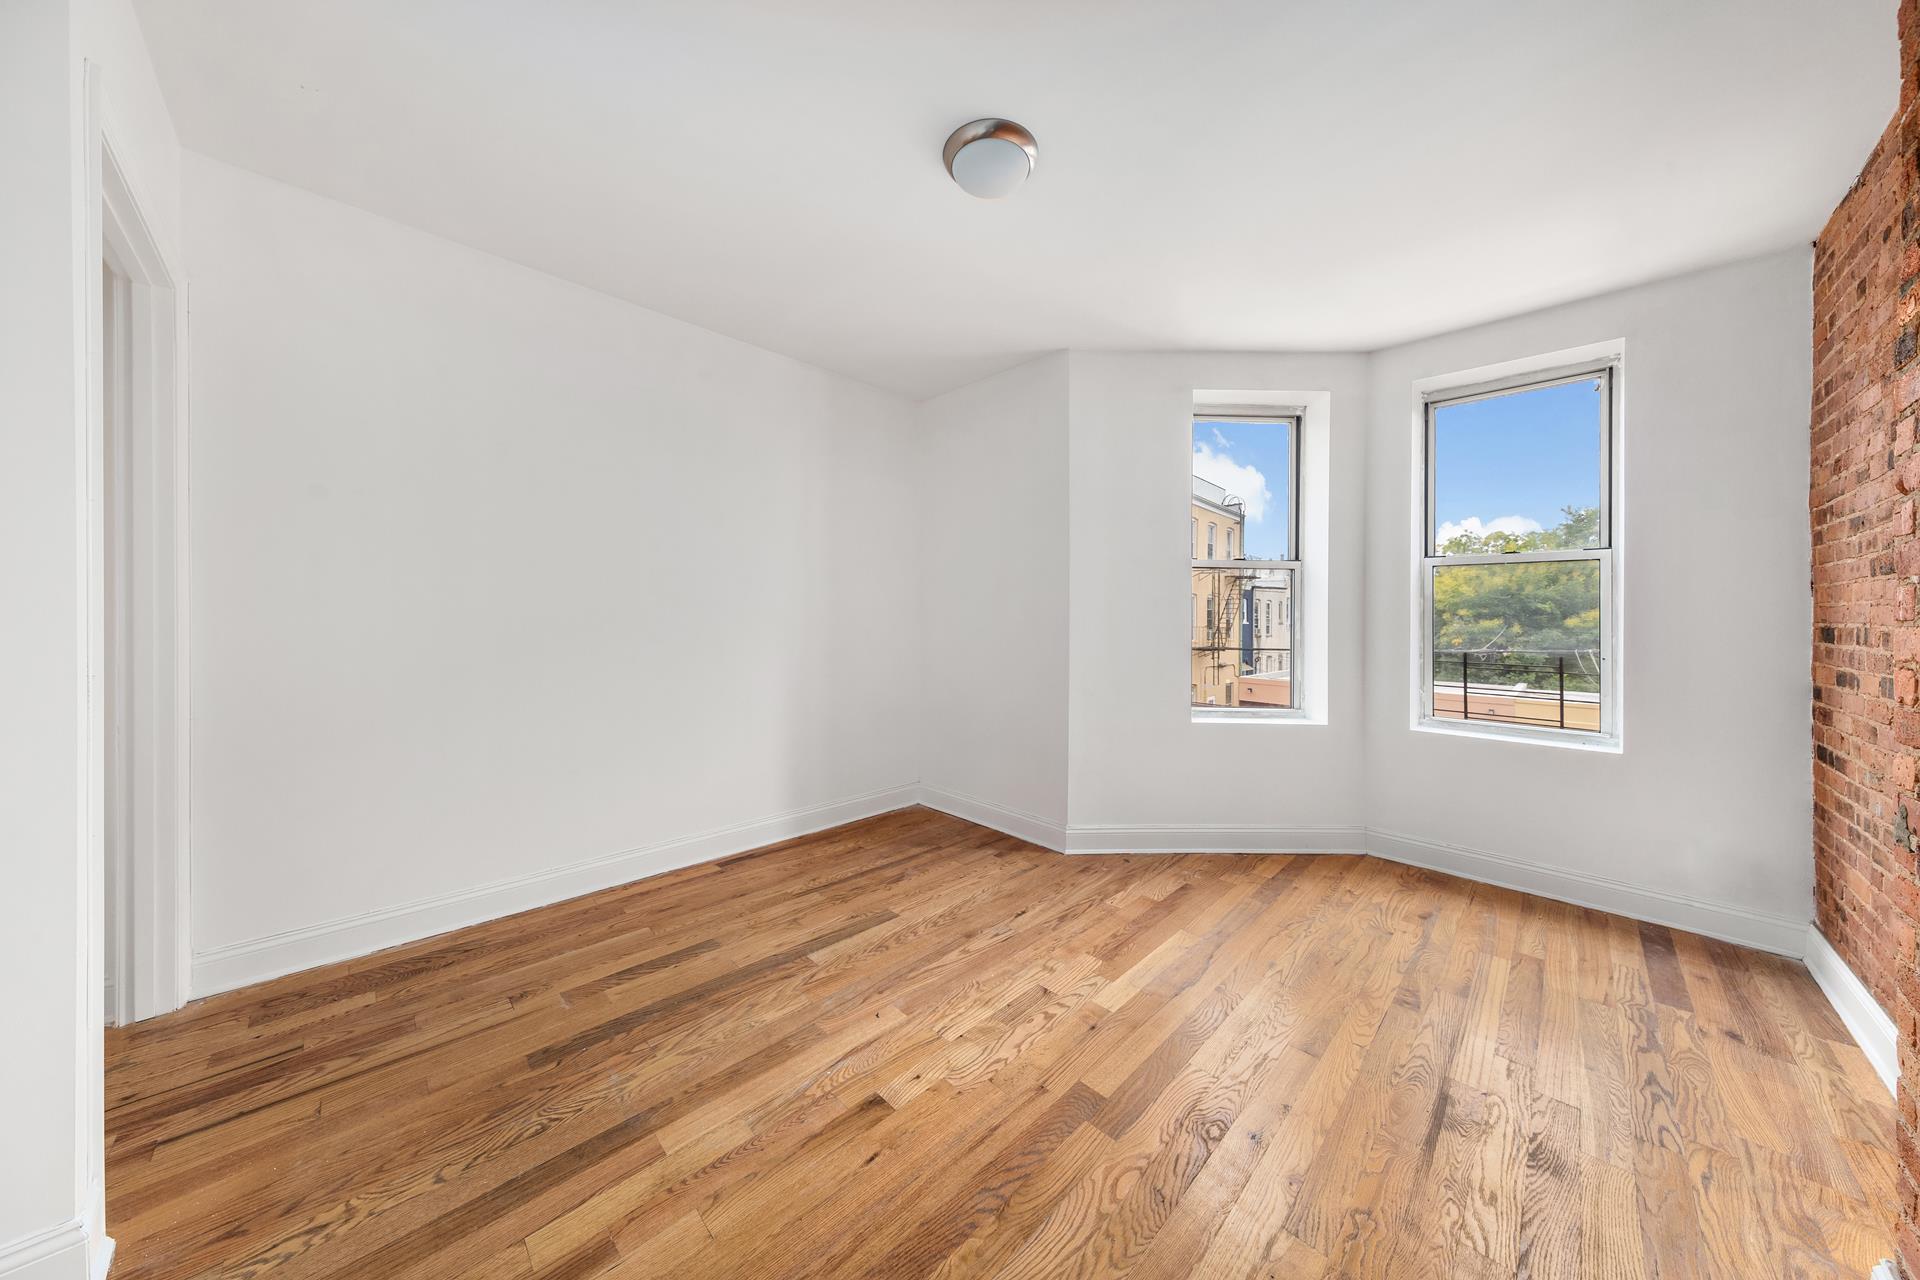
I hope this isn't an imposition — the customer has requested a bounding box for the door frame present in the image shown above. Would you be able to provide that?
[89,73,190,1025]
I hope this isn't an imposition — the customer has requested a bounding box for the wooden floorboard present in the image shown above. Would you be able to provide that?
[103,807,1895,1278]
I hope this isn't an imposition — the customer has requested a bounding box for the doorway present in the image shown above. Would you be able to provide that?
[95,136,189,1027]
[103,246,130,1022]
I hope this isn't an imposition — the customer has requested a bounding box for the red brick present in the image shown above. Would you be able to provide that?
[1815,12,1920,1269]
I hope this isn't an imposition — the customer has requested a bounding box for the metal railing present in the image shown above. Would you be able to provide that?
[1431,650,1600,731]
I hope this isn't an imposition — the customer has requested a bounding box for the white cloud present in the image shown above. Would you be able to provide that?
[1192,441,1271,524]
[1435,514,1543,544]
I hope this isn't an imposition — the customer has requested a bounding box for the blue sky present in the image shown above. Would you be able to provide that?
[1431,378,1602,543]
[1192,420,1291,559]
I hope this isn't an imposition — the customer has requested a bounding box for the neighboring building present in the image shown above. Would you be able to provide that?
[1191,475,1293,709]
[1191,475,1240,563]
[1191,476,1244,706]
[1238,574,1292,708]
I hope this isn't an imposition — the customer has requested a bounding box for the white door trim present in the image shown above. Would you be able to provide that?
[91,80,191,1026]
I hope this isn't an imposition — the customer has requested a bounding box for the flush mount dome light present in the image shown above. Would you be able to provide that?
[943,118,1038,199]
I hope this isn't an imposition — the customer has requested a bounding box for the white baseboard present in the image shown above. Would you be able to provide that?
[1365,826,1807,957]
[914,805,1892,1100]
[85,1175,110,1280]
[912,792,1805,958]
[1805,925,1898,1096]
[915,785,1068,850]
[190,783,921,998]
[1051,816,1799,956]
[1062,824,1367,854]
[912,789,1366,856]
[0,1219,88,1280]
[187,787,1826,1044]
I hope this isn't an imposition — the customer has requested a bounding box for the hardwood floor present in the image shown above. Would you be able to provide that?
[105,807,1894,1279]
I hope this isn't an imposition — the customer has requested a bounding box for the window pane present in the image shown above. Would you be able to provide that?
[1430,560,1601,732]
[1431,377,1602,555]
[1192,565,1293,710]
[1193,417,1293,560]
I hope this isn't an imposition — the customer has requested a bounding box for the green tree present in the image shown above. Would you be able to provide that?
[1438,504,1598,556]
[1433,506,1600,691]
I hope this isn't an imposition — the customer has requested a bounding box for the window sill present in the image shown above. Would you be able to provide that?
[1191,708,1323,726]
[1413,716,1621,754]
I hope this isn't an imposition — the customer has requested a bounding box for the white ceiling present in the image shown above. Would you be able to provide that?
[135,0,1893,399]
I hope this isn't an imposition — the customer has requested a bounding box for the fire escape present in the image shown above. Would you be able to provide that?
[1194,495,1249,704]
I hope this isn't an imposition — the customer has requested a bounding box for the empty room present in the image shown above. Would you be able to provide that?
[9,1,1920,1277]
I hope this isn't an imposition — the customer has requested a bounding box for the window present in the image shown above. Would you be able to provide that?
[1192,411,1299,714]
[1421,364,1615,740]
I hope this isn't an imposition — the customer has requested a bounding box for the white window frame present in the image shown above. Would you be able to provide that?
[1192,410,1303,721]
[1418,360,1619,747]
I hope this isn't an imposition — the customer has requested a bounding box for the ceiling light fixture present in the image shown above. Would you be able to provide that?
[943,118,1038,200]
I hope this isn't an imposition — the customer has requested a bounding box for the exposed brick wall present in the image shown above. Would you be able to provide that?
[1813,45,1911,1021]
[1812,3,1920,1271]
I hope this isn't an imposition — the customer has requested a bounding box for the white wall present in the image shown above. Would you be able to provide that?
[73,0,182,255]
[1363,248,1815,948]
[184,154,920,987]
[0,9,90,1272]
[1064,353,1371,848]
[914,354,1071,841]
[0,18,1825,1268]
[915,256,1814,951]
[0,1,181,1275]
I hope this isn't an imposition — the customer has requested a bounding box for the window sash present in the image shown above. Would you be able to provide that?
[1191,558,1301,570]
[1423,365,1613,558]
[1419,361,1617,741]
[1190,559,1302,714]
[1419,543,1612,737]
[1190,411,1303,717]
[1423,548,1602,568]
[1193,412,1302,563]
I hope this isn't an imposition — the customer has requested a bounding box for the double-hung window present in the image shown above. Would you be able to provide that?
[1191,411,1299,715]
[1421,363,1616,740]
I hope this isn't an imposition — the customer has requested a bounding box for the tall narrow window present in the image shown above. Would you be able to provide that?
[1421,365,1615,739]
[1192,412,1299,714]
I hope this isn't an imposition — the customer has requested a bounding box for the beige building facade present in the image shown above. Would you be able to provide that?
[1191,476,1292,709]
